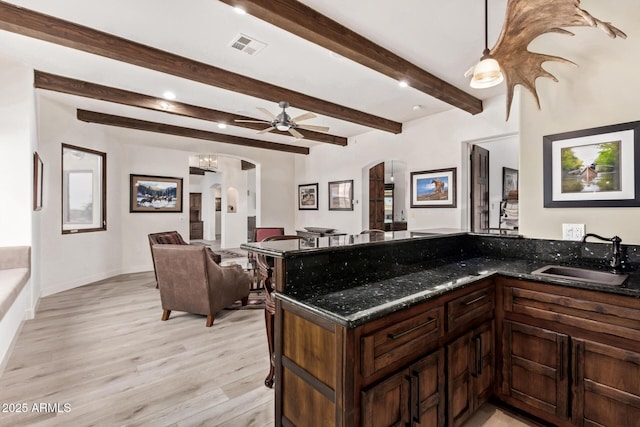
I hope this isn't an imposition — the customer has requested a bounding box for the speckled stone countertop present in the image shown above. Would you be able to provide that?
[243,231,640,328]
[277,255,640,328]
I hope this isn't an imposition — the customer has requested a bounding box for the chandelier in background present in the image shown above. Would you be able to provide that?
[198,154,218,171]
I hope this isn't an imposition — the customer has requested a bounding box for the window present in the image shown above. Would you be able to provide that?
[62,144,106,233]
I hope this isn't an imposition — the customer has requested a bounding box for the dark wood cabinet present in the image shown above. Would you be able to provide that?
[362,349,445,427]
[501,320,569,420]
[189,192,203,240]
[572,339,640,427]
[497,278,640,427]
[447,321,494,427]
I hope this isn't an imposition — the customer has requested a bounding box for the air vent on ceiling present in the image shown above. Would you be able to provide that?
[229,33,267,56]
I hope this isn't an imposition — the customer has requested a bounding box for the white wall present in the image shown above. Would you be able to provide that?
[37,96,123,296]
[519,0,640,244]
[295,95,519,234]
[0,59,38,369]
[119,144,191,274]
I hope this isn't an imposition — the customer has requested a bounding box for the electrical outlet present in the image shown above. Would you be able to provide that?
[562,224,585,241]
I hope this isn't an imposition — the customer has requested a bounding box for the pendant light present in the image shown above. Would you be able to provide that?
[466,0,503,89]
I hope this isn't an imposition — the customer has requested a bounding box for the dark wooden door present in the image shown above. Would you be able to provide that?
[473,321,494,410]
[369,162,385,231]
[502,321,570,420]
[572,338,640,427]
[413,348,445,427]
[447,331,473,427]
[471,145,489,232]
[447,321,493,427]
[361,368,410,427]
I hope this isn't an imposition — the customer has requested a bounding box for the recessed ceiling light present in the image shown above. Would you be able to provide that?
[217,123,227,129]
[162,91,176,100]
[234,7,246,15]
[398,81,409,88]
[412,105,422,111]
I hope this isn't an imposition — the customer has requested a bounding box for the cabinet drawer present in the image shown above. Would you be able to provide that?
[504,284,640,343]
[361,305,443,378]
[447,285,495,332]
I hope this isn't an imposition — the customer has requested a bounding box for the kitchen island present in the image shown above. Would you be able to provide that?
[242,231,640,427]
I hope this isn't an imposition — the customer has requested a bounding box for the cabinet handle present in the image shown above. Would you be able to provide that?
[559,342,565,381]
[463,294,488,306]
[574,342,581,387]
[412,370,421,424]
[406,374,416,424]
[475,335,483,376]
[387,318,436,340]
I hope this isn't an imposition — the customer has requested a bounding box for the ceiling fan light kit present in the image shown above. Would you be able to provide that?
[235,100,330,139]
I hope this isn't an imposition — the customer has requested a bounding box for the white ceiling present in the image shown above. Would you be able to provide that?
[0,0,628,153]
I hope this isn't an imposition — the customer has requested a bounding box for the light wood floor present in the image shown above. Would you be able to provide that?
[0,272,539,426]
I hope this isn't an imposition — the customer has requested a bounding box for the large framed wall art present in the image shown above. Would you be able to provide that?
[543,120,640,208]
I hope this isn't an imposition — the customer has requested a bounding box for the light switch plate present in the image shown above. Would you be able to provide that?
[562,224,585,241]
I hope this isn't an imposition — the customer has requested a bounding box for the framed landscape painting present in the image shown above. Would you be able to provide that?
[543,120,640,207]
[130,174,183,213]
[328,180,353,211]
[298,183,318,210]
[410,168,457,208]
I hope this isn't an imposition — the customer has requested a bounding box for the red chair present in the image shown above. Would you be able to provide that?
[253,227,285,243]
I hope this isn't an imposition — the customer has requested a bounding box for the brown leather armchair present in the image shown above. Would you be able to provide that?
[152,244,251,327]
[148,231,222,287]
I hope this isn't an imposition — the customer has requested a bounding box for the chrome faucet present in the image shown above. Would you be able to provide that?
[581,233,624,274]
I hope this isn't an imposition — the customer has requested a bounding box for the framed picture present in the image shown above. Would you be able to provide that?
[410,168,457,208]
[215,197,221,212]
[298,183,318,210]
[543,120,640,208]
[502,167,518,200]
[130,174,183,213]
[328,179,353,211]
[33,152,43,211]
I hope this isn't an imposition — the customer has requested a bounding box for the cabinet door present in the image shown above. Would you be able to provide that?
[361,369,410,427]
[572,338,640,427]
[502,321,569,420]
[446,321,494,427]
[447,331,473,427]
[412,348,445,427]
[473,321,494,409]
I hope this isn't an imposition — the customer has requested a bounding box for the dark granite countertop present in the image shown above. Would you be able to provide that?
[240,228,468,258]
[277,255,640,328]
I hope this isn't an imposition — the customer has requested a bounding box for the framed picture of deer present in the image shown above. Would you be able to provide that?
[410,168,457,208]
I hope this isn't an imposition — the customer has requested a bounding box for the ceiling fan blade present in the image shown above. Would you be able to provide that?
[257,126,275,134]
[234,119,269,123]
[292,112,316,122]
[289,128,304,139]
[257,107,277,120]
[297,124,330,133]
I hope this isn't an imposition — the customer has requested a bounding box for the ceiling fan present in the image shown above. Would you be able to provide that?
[235,101,329,138]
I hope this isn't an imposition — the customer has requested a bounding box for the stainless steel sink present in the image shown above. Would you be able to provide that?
[531,265,628,286]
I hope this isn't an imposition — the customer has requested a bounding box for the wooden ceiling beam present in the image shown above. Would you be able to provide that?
[219,0,483,115]
[34,71,347,146]
[77,110,310,155]
[0,1,401,134]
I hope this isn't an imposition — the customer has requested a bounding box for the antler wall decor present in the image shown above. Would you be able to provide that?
[489,0,626,119]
